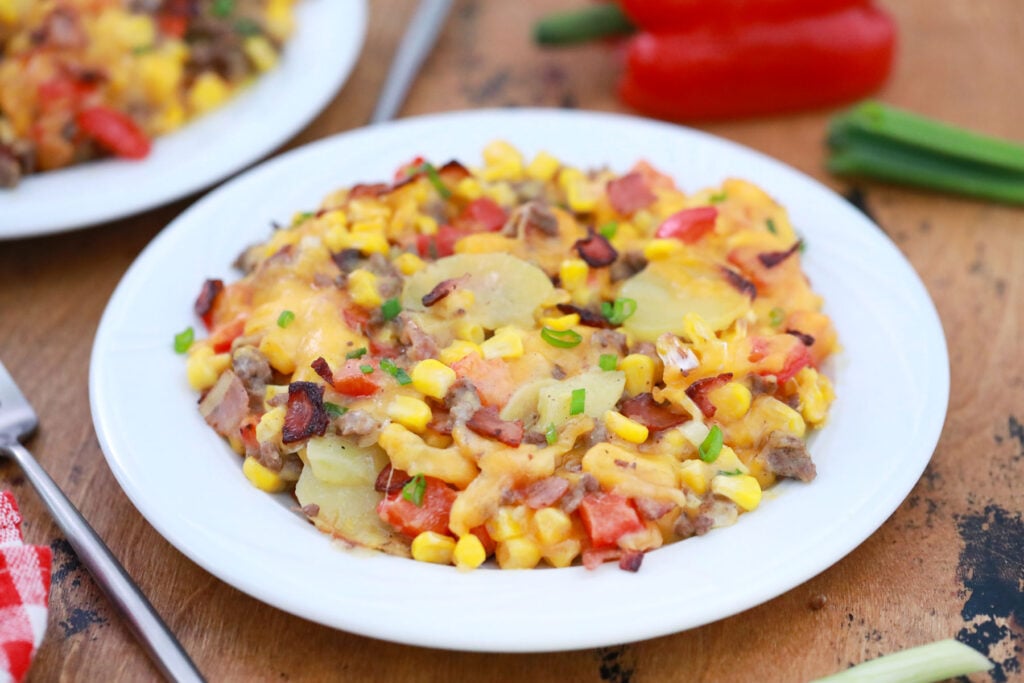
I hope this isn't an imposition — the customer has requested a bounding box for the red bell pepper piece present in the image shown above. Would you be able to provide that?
[459,197,507,232]
[331,359,380,397]
[578,492,644,548]
[655,206,718,243]
[619,0,870,31]
[76,106,152,159]
[619,5,896,120]
[209,319,245,354]
[377,476,457,538]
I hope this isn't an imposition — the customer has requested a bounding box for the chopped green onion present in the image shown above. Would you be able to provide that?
[173,327,194,354]
[699,425,723,463]
[769,307,785,328]
[569,388,586,416]
[131,44,154,55]
[380,359,412,385]
[545,423,558,445]
[277,310,295,328]
[359,364,374,374]
[324,402,347,418]
[212,0,235,17]
[598,354,618,371]
[718,468,743,476]
[534,3,635,46]
[292,211,314,226]
[798,236,807,253]
[419,163,451,200]
[601,297,637,325]
[598,221,618,239]
[766,218,778,234]
[541,326,582,348]
[810,639,992,683]
[401,474,427,507]
[709,191,728,204]
[381,298,401,321]
[346,347,368,359]
[234,18,262,36]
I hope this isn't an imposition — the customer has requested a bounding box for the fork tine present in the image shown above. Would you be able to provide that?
[0,360,38,442]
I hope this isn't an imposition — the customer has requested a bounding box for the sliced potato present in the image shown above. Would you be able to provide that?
[305,434,385,485]
[499,377,558,424]
[537,370,625,428]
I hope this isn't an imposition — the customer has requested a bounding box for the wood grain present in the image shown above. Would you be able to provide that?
[1,1,1021,681]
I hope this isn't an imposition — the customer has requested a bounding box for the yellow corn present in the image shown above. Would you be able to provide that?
[255,406,286,444]
[454,320,485,345]
[643,238,684,261]
[0,0,18,23]
[153,102,185,134]
[413,213,438,235]
[486,506,527,542]
[244,35,278,72]
[265,0,295,38]
[453,534,487,570]
[438,340,480,365]
[496,537,542,569]
[187,72,230,115]
[708,382,752,422]
[454,178,483,201]
[566,181,598,213]
[620,353,656,396]
[525,151,560,182]
[711,474,762,511]
[138,52,182,103]
[350,218,384,234]
[532,507,573,546]
[712,445,749,475]
[543,539,582,568]
[481,141,523,181]
[321,209,347,227]
[411,359,457,399]
[242,457,288,492]
[386,395,433,433]
[185,346,231,391]
[347,269,382,308]
[323,224,348,252]
[411,531,456,565]
[755,396,807,439]
[481,327,523,360]
[795,367,833,426]
[604,411,650,444]
[559,258,589,291]
[678,459,710,494]
[482,183,517,208]
[539,313,579,331]
[393,252,425,275]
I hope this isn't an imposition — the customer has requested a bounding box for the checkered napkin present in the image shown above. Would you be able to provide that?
[0,493,51,683]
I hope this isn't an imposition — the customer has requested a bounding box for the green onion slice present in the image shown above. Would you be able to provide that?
[599,354,618,371]
[419,163,452,200]
[541,326,582,348]
[601,297,637,325]
[699,425,723,463]
[380,359,412,385]
[569,388,586,416]
[173,327,194,354]
[598,221,618,239]
[346,347,368,359]
[769,307,785,328]
[359,364,374,374]
[766,218,778,234]
[709,191,728,204]
[381,298,401,321]
[401,474,427,507]
[277,310,295,328]
[545,423,558,445]
[324,402,347,418]
[212,0,235,17]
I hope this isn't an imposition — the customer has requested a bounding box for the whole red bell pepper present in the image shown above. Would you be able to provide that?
[618,4,896,120]
[618,0,871,31]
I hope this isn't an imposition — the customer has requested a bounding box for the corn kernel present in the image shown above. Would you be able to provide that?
[708,382,752,422]
[188,72,230,115]
[483,140,523,167]
[481,160,523,183]
[387,395,433,432]
[243,35,278,72]
[620,353,656,396]
[539,313,579,331]
[795,367,833,426]
[0,0,18,23]
[454,178,483,201]
[482,183,517,207]
[643,238,683,261]
[711,474,762,511]
[439,340,480,365]
[138,52,182,103]
[496,537,542,569]
[185,346,231,391]
[532,507,573,545]
[755,397,807,439]
[411,531,456,565]
[559,259,589,291]
[453,534,487,570]
[265,0,294,37]
[678,459,710,494]
[153,102,185,134]
[525,151,560,182]
[242,456,287,492]
[558,167,584,191]
[712,445,749,475]
[256,406,286,444]
[566,181,598,213]
[321,209,347,227]
[454,321,485,345]
[347,269,382,308]
[481,327,523,360]
[486,506,526,542]
[604,411,650,444]
[323,224,348,252]
[411,359,457,399]
[543,539,582,568]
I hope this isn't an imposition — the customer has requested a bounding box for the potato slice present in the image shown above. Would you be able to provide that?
[537,371,625,428]
[305,434,384,485]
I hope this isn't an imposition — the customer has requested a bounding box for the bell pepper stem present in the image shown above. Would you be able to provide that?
[534,4,635,46]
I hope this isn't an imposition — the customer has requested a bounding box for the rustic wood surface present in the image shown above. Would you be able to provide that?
[1,1,1022,681]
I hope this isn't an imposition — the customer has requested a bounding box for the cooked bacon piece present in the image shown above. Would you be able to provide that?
[607,172,657,215]
[618,550,644,572]
[310,356,334,385]
[421,275,468,307]
[522,477,571,509]
[199,370,248,438]
[574,232,618,267]
[466,406,524,447]
[758,241,802,269]
[556,303,610,328]
[634,497,675,521]
[619,393,688,431]
[282,381,329,444]
[720,266,757,299]
[582,547,622,570]
[348,183,390,199]
[786,329,816,347]
[759,430,816,482]
[194,278,224,324]
[374,465,412,494]
[438,159,471,182]
[685,373,733,418]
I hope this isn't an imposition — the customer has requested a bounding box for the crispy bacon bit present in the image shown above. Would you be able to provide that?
[607,172,656,215]
[582,547,622,570]
[466,406,524,447]
[720,266,757,299]
[786,329,816,347]
[438,159,471,182]
[618,550,644,572]
[282,381,330,444]
[310,356,334,385]
[685,373,734,418]
[758,241,803,268]
[619,393,688,431]
[374,465,412,494]
[523,477,571,509]
[348,183,390,199]
[198,371,247,438]
[421,275,468,307]
[556,303,610,328]
[194,278,224,322]
[574,232,618,268]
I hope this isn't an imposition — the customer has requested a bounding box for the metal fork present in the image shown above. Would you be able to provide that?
[0,361,204,683]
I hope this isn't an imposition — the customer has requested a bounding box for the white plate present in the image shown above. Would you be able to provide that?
[89,110,949,652]
[0,0,366,240]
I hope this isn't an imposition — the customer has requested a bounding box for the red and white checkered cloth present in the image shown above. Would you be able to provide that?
[0,493,51,683]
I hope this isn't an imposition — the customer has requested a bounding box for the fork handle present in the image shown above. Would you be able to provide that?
[2,440,205,683]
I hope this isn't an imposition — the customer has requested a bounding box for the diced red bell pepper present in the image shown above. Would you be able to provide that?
[773,340,812,384]
[157,13,188,38]
[76,106,152,159]
[394,155,426,182]
[578,492,645,549]
[377,476,458,538]
[331,359,380,397]
[655,206,718,243]
[416,224,469,259]
[38,75,97,108]
[209,319,245,354]
[460,198,507,232]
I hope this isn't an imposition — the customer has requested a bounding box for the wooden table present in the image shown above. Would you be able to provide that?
[2,1,1021,680]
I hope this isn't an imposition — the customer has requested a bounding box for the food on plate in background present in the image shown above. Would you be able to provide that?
[177,142,838,572]
[0,0,295,187]
[535,1,897,121]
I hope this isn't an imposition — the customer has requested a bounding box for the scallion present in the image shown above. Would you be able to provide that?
[381,298,401,321]
[277,310,295,328]
[401,474,427,507]
[598,221,618,239]
[419,163,451,200]
[699,425,723,463]
[569,388,586,416]
[601,297,637,325]
[541,326,582,348]
[173,327,194,354]
[324,402,347,418]
[534,3,635,46]
[766,218,778,234]
[359,364,374,374]
[346,347,368,359]
[769,307,785,328]
[709,191,728,204]
[599,354,618,371]
[545,423,558,445]
[212,0,235,17]
[380,359,412,385]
